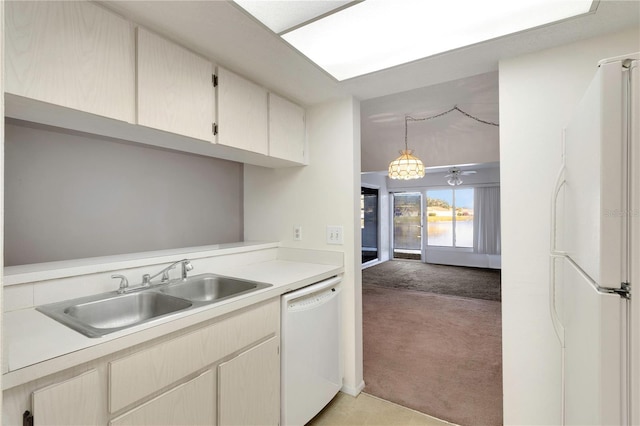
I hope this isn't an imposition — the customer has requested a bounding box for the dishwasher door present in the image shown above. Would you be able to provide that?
[281,275,343,426]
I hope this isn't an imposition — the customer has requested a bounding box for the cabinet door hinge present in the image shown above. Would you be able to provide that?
[23,411,34,426]
[212,123,218,136]
[212,74,218,87]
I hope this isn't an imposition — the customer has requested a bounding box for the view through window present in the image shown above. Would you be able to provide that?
[393,192,422,260]
[426,188,474,247]
[361,187,379,263]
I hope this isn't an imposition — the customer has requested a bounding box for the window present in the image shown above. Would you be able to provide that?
[426,188,474,248]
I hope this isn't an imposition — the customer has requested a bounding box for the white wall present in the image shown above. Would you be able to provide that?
[499,28,639,425]
[361,172,390,265]
[4,120,244,266]
[1,0,5,415]
[243,97,364,395]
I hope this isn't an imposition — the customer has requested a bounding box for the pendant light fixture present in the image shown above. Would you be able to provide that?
[387,106,499,181]
[388,116,425,180]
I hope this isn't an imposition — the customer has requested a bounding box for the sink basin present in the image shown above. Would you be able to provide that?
[37,273,270,338]
[37,291,192,338]
[159,274,271,303]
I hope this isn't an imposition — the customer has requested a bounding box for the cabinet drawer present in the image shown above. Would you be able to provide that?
[109,298,279,413]
[110,370,215,426]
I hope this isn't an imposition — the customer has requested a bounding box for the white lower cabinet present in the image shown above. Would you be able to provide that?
[3,299,280,426]
[110,370,215,426]
[30,369,103,426]
[218,337,280,426]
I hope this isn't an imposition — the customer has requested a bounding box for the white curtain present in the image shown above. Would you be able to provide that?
[473,186,501,254]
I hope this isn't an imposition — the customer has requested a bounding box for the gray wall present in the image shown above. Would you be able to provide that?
[5,119,243,266]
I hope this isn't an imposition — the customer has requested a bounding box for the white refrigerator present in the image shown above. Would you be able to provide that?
[550,53,639,425]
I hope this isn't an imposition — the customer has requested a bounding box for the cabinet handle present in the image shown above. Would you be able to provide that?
[23,411,34,426]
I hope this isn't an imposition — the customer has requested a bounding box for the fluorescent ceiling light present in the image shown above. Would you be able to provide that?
[243,0,595,81]
[235,0,355,34]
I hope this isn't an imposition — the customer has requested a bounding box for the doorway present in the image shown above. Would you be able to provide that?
[392,192,422,260]
[368,187,502,425]
[361,186,379,264]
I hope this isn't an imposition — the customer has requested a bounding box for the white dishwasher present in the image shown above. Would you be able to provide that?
[281,275,343,426]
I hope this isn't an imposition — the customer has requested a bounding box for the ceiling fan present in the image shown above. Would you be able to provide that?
[445,167,476,186]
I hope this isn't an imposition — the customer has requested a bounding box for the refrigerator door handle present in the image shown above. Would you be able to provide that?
[549,157,567,347]
[549,254,566,347]
[550,162,567,257]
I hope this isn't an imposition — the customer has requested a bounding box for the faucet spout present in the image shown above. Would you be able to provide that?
[181,259,194,279]
[142,259,193,286]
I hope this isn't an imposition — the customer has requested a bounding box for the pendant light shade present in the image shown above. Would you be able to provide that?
[388,116,425,180]
[388,149,425,180]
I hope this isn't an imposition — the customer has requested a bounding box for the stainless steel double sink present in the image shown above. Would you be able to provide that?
[36,273,272,338]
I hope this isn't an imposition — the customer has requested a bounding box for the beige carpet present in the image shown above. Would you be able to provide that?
[363,285,503,426]
[363,261,501,302]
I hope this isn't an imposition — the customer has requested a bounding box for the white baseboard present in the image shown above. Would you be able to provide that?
[362,259,382,270]
[341,380,365,396]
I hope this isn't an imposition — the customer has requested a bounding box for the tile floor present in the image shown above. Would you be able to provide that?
[307,392,457,426]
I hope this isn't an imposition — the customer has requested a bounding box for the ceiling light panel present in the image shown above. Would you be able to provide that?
[281,0,595,81]
[234,0,354,34]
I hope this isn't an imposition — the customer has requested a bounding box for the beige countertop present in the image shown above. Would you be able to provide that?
[3,250,343,390]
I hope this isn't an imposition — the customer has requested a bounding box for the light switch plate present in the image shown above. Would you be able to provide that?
[326,225,343,245]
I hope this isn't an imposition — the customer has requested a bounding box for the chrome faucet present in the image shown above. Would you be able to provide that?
[112,274,129,294]
[142,259,194,286]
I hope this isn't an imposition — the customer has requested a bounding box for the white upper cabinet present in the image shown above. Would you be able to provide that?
[5,1,135,123]
[217,67,269,155]
[136,28,214,142]
[268,93,306,164]
[4,1,305,168]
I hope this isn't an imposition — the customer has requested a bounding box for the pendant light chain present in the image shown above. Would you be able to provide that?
[389,105,498,180]
[406,105,499,127]
[404,115,409,150]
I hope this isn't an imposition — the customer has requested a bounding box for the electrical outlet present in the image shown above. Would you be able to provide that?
[326,225,343,245]
[294,225,302,241]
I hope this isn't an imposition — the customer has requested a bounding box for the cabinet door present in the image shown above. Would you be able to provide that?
[5,1,135,123]
[217,67,268,155]
[268,93,306,164]
[218,337,280,426]
[32,370,102,426]
[110,370,215,426]
[137,27,214,142]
